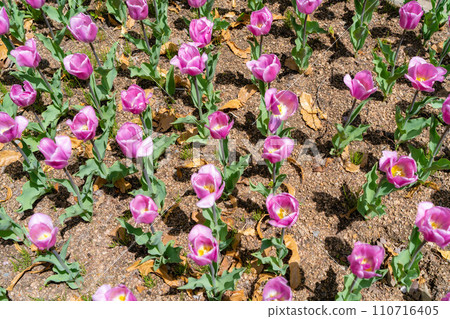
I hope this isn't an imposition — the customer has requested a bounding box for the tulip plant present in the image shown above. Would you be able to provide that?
[349,0,379,55]
[92,284,137,301]
[421,0,450,44]
[247,6,273,59]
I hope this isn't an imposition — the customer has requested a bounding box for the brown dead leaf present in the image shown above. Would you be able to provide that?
[238,84,258,104]
[300,92,324,131]
[285,57,299,72]
[114,178,131,193]
[127,259,183,288]
[284,234,301,289]
[179,158,207,169]
[241,228,257,237]
[0,186,12,203]
[220,99,243,111]
[0,150,21,167]
[218,29,231,43]
[192,210,206,224]
[227,290,247,301]
[273,14,285,21]
[437,248,450,261]
[126,17,135,30]
[282,183,295,196]
[230,13,250,28]
[154,109,177,133]
[344,161,360,173]
[0,41,7,60]
[84,143,94,159]
[0,143,4,150]
[160,42,178,56]
[177,127,198,144]
[174,75,191,89]
[252,273,276,301]
[168,7,179,14]
[223,194,237,215]
[136,285,146,293]
[383,244,398,257]
[222,216,235,228]
[231,0,236,8]
[424,181,440,191]
[256,214,269,239]
[7,262,48,291]
[119,53,129,70]
[226,41,251,59]
[287,157,304,183]
[93,177,107,192]
[69,137,83,149]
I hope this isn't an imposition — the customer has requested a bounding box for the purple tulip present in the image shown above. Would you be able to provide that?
[170,43,207,76]
[442,292,450,301]
[126,0,148,21]
[443,95,450,125]
[26,213,58,251]
[246,54,281,83]
[66,106,98,141]
[115,122,153,159]
[344,70,377,101]
[399,1,423,30]
[265,88,298,133]
[187,224,219,266]
[261,136,294,164]
[415,202,450,249]
[247,7,273,37]
[38,136,72,170]
[188,0,207,8]
[348,241,385,279]
[205,111,234,139]
[92,284,137,301]
[404,57,446,92]
[25,0,45,9]
[121,84,152,115]
[10,38,41,68]
[68,13,98,43]
[0,112,28,143]
[0,7,10,36]
[191,164,225,208]
[189,17,213,48]
[266,193,299,228]
[129,195,158,224]
[10,81,37,108]
[379,151,418,188]
[262,277,292,301]
[63,53,93,80]
[296,0,323,15]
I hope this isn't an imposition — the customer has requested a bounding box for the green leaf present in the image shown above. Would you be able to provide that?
[0,286,8,301]
[0,207,29,244]
[336,269,387,301]
[350,20,369,53]
[16,180,51,213]
[152,134,178,163]
[291,43,312,71]
[216,267,245,294]
[179,273,213,291]
[105,161,137,184]
[165,65,175,96]
[249,180,271,198]
[117,219,152,246]
[36,33,66,63]
[1,94,17,117]
[223,154,250,195]
[395,116,431,143]
[357,164,387,219]
[106,0,127,24]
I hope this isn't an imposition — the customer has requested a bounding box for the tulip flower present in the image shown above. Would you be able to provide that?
[399,1,423,30]
[170,43,207,76]
[404,57,446,92]
[246,54,281,83]
[262,277,292,301]
[187,224,219,266]
[92,284,137,301]
[443,95,450,125]
[38,136,72,170]
[129,195,158,225]
[121,84,152,115]
[266,193,299,228]
[126,0,148,21]
[115,122,153,159]
[265,88,298,133]
[247,7,273,37]
[296,0,323,15]
[344,70,377,101]
[205,111,234,140]
[10,81,37,108]
[261,136,294,164]
[0,7,10,36]
[189,17,213,48]
[63,53,93,80]
[10,38,41,68]
[379,151,418,188]
[188,0,207,8]
[26,213,58,251]
[68,13,98,43]
[415,202,450,249]
[66,106,98,141]
[191,164,225,208]
[25,0,45,9]
[442,292,450,301]
[0,112,28,143]
[348,241,385,279]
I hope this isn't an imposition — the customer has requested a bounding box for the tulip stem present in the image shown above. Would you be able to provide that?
[406,240,426,270]
[51,248,75,281]
[259,35,263,57]
[31,106,46,133]
[89,43,102,67]
[37,67,53,93]
[139,113,150,136]
[2,34,14,51]
[405,90,419,121]
[153,0,159,21]
[219,139,226,167]
[346,275,358,299]
[439,38,450,66]
[344,98,358,128]
[302,14,308,48]
[141,159,153,194]
[391,29,406,76]
[40,9,55,40]
[209,263,216,289]
[194,76,203,119]
[272,165,277,194]
[64,168,83,207]
[360,0,368,26]
[432,125,449,159]
[88,81,104,119]
[150,224,156,235]
[140,21,151,55]
[11,139,32,167]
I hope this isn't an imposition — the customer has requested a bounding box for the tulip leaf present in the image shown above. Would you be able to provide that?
[202,206,229,248]
[426,158,450,173]
[0,287,8,301]
[357,164,387,219]
[106,0,128,24]
[7,0,26,42]
[248,0,264,11]
[223,154,250,195]
[16,179,51,214]
[0,207,29,245]
[129,62,162,85]
[117,219,153,246]
[1,94,17,118]
[350,21,369,54]
[36,33,66,64]
[395,115,431,144]
[105,161,137,184]
[336,269,387,301]
[252,237,288,275]
[179,273,213,292]
[216,267,245,296]
[291,42,312,71]
[165,65,175,96]
[152,133,178,164]
[331,123,370,156]
[249,180,271,198]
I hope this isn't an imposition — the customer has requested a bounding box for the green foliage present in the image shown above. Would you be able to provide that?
[372,51,408,97]
[106,0,127,24]
[0,207,30,245]
[0,287,8,301]
[223,154,250,195]
[57,174,94,224]
[202,206,232,251]
[422,0,450,43]
[331,123,370,156]
[10,247,32,272]
[252,237,289,275]
[336,270,387,301]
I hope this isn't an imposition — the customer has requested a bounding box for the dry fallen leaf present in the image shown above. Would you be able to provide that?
[0,150,21,167]
[300,92,325,131]
[273,14,285,21]
[179,158,207,169]
[252,273,276,301]
[256,214,269,239]
[127,259,184,288]
[230,13,250,28]
[0,41,8,61]
[285,57,299,72]
[284,234,301,289]
[437,248,450,261]
[0,143,4,151]
[154,108,178,132]
[69,137,83,149]
[136,285,146,293]
[160,42,178,56]
[241,228,257,237]
[114,178,131,193]
[226,41,251,59]
[287,157,304,183]
[93,177,107,192]
[227,290,247,301]
[231,0,236,8]
[282,182,295,196]
[192,210,206,224]
[220,99,243,111]
[118,53,129,70]
[223,194,238,215]
[217,29,231,43]
[237,84,258,104]
[177,127,198,144]
[344,161,360,173]
[0,186,13,203]
[7,262,49,291]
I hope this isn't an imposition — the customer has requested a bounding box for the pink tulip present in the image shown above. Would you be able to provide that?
[379,151,418,188]
[415,202,450,249]
[115,122,153,159]
[296,0,323,15]
[10,81,37,108]
[205,111,234,139]
[265,88,298,133]
[25,0,45,9]
[348,241,385,279]
[399,1,423,30]
[66,106,98,141]
[191,164,225,208]
[188,0,207,8]
[68,13,98,43]
[63,53,93,80]
[26,213,58,251]
[261,136,294,164]
[344,70,377,100]
[187,224,218,266]
[10,38,41,68]
[262,277,292,301]
[129,195,158,224]
[247,7,273,37]
[404,57,446,92]
[442,292,450,301]
[0,7,9,35]
[442,95,450,125]
[0,112,28,143]
[121,84,152,115]
[246,54,281,83]
[189,17,213,48]
[126,0,148,21]
[92,284,137,301]
[266,193,299,228]
[38,136,72,169]
[170,43,207,76]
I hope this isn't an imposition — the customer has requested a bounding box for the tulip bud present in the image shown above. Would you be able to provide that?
[0,7,10,36]
[415,202,450,249]
[442,292,450,301]
[0,112,28,143]
[63,53,93,80]
[126,0,148,21]
[10,38,41,68]
[26,213,58,251]
[379,151,418,188]
[120,84,152,115]
[68,13,98,43]
[38,136,72,170]
[188,0,207,8]
[343,70,377,101]
[246,54,281,83]
[10,81,37,108]
[247,7,273,37]
[66,106,98,141]
[399,1,423,30]
[25,0,45,9]
[189,17,213,48]
[266,193,299,228]
[443,95,450,125]
[262,277,292,301]
[265,88,298,133]
[296,0,323,15]
[187,224,219,266]
[115,122,153,159]
[92,284,137,301]
[348,241,385,279]
[130,195,158,224]
[170,43,207,76]
[191,164,225,208]
[404,57,447,92]
[205,111,234,139]
[261,136,294,164]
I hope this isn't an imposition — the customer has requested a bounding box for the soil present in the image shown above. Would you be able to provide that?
[0,0,449,301]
